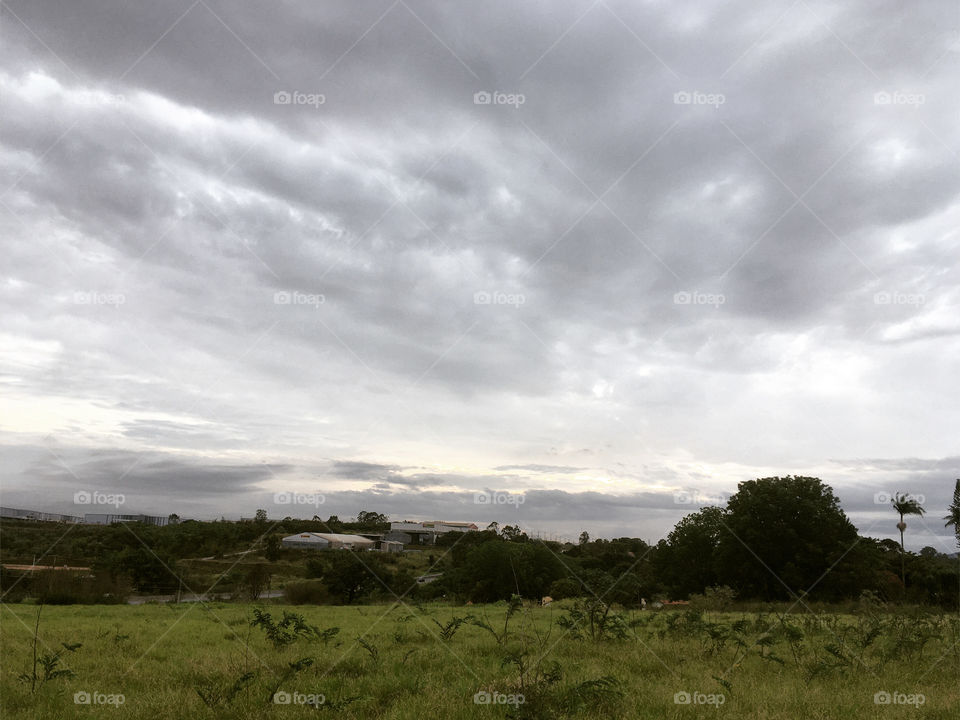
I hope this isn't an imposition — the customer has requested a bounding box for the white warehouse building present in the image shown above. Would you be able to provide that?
[281,532,375,550]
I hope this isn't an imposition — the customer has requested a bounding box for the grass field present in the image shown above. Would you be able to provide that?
[2,600,958,719]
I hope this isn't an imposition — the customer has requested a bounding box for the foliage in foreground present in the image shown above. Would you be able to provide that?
[3,600,960,720]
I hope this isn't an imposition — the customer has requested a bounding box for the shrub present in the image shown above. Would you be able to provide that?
[688,585,736,612]
[284,579,331,604]
[548,578,581,600]
[32,570,129,605]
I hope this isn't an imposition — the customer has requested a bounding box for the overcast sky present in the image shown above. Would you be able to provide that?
[2,1,958,550]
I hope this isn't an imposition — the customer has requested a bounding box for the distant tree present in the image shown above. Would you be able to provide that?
[486,521,500,534]
[443,539,562,602]
[500,525,526,541]
[945,480,960,549]
[891,492,925,588]
[355,510,389,526]
[241,564,272,600]
[167,513,180,524]
[323,515,343,532]
[263,534,281,562]
[308,552,387,604]
[254,509,268,523]
[715,476,858,601]
[111,547,180,594]
[579,531,590,546]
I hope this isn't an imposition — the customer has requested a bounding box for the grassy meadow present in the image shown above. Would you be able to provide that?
[2,599,959,719]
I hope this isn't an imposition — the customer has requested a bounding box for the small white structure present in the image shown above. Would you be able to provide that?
[280,532,375,550]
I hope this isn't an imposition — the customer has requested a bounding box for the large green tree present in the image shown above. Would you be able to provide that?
[442,539,563,602]
[654,506,724,597]
[109,547,181,594]
[715,476,858,601]
[306,552,389,604]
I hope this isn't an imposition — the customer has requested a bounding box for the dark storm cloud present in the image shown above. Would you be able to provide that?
[23,444,290,494]
[2,1,958,546]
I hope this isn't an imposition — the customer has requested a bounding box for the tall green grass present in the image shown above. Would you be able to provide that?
[2,600,958,719]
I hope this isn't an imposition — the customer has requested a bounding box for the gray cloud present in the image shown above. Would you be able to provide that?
[2,1,959,550]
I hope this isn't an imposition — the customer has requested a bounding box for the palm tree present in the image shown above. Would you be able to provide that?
[891,492,925,588]
[945,479,960,549]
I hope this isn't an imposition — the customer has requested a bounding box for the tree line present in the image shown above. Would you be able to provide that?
[3,479,958,606]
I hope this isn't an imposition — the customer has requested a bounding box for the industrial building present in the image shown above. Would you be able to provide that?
[82,513,170,526]
[281,532,376,550]
[0,507,83,523]
[1,507,170,526]
[386,520,478,545]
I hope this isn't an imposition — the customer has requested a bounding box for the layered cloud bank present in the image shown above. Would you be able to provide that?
[2,1,958,549]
